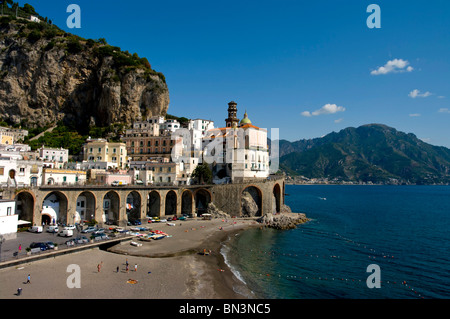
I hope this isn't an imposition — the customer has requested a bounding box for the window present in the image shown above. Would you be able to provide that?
[98,148,102,153]
[7,207,12,216]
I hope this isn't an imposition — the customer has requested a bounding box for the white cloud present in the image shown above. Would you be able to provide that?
[371,59,414,75]
[409,113,421,117]
[301,104,346,117]
[334,118,344,123]
[438,108,450,113]
[408,89,432,98]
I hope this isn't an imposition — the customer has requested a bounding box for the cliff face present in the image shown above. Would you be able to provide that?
[0,17,169,128]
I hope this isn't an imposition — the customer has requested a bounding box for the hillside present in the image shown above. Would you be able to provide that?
[280,124,450,184]
[0,9,169,130]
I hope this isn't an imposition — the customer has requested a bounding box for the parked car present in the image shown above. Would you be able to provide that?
[30,242,47,251]
[46,225,59,233]
[92,233,109,240]
[64,225,76,230]
[93,228,105,234]
[45,242,56,249]
[28,226,43,233]
[65,239,75,247]
[81,227,96,233]
[111,181,128,186]
[58,229,73,237]
[74,236,89,244]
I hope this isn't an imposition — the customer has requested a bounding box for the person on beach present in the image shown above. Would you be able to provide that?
[134,264,137,272]
[26,274,30,284]
[117,266,120,273]
[126,264,129,273]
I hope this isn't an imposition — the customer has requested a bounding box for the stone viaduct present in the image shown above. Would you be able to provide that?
[4,177,285,227]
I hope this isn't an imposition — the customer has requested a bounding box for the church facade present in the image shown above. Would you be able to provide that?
[203,101,270,183]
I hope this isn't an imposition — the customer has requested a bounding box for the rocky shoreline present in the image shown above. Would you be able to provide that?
[257,205,310,230]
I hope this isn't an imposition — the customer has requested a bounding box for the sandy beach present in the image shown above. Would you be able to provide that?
[0,218,261,299]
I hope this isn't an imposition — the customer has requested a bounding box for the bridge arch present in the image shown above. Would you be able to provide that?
[181,189,194,217]
[103,190,120,225]
[241,185,263,217]
[74,191,97,224]
[41,191,69,225]
[194,188,212,217]
[148,191,161,217]
[273,183,281,213]
[165,190,177,216]
[126,191,142,223]
[14,190,36,223]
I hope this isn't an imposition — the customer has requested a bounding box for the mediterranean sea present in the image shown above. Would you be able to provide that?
[223,185,450,299]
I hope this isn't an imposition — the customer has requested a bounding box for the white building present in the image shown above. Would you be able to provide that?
[203,104,270,183]
[42,168,87,186]
[0,200,18,239]
[0,157,44,188]
[38,147,69,169]
[187,119,214,152]
[161,119,181,133]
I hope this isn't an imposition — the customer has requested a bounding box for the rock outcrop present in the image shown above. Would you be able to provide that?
[0,17,169,128]
[206,202,230,219]
[241,190,260,217]
[257,205,310,230]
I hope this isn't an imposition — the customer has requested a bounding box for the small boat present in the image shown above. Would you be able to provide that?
[151,234,165,240]
[130,241,142,247]
[167,222,176,226]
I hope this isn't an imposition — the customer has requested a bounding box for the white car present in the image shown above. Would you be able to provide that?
[64,225,76,230]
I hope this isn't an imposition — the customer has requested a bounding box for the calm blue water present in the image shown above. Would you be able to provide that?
[225,185,450,299]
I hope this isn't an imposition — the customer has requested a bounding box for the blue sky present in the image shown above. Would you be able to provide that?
[23,0,450,146]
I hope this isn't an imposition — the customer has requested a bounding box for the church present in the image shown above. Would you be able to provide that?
[202,101,270,183]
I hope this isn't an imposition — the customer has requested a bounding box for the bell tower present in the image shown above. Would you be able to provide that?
[225,101,239,128]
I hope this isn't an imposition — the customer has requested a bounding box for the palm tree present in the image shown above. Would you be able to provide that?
[192,163,213,185]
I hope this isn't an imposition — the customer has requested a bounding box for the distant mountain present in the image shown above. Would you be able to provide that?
[279,124,450,184]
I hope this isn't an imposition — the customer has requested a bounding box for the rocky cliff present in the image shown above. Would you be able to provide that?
[0,16,169,129]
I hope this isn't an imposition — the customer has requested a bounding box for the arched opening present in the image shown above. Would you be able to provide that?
[148,191,161,217]
[15,191,35,223]
[76,191,96,224]
[165,190,177,216]
[195,189,211,217]
[42,214,51,225]
[103,191,120,225]
[273,184,281,214]
[8,169,16,187]
[127,191,142,223]
[241,186,262,217]
[41,191,68,225]
[181,190,193,217]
